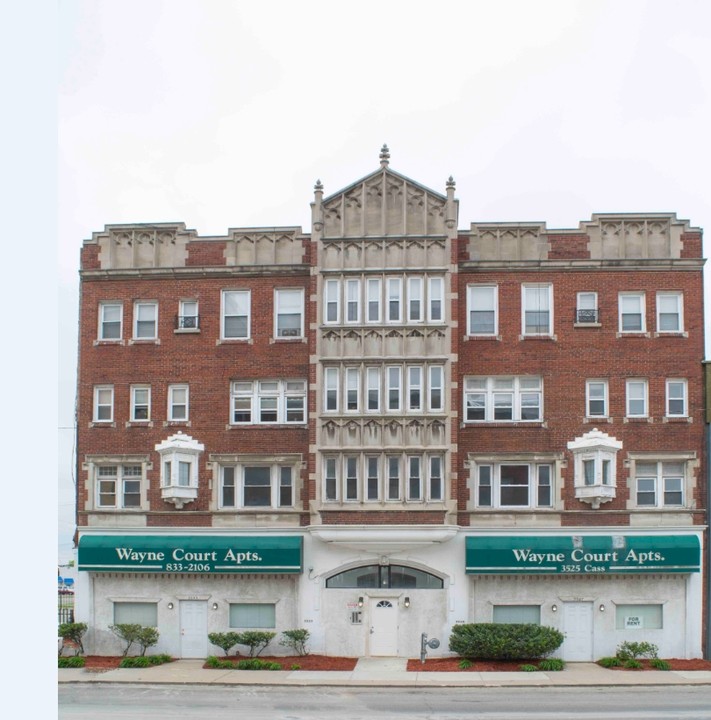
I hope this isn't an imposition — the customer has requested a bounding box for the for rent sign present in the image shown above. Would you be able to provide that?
[465,535,700,575]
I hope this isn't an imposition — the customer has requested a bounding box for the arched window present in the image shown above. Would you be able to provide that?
[325,564,443,589]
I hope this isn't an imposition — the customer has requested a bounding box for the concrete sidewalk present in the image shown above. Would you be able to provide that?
[58,657,711,688]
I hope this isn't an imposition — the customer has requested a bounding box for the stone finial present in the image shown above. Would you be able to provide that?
[379,144,390,167]
[446,175,455,189]
[314,179,323,193]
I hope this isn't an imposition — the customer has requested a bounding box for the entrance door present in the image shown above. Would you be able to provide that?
[562,601,594,661]
[370,599,398,656]
[180,600,208,658]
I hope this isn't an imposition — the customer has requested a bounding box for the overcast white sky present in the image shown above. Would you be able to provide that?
[56,0,711,563]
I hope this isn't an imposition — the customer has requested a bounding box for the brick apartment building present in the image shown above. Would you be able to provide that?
[75,147,707,660]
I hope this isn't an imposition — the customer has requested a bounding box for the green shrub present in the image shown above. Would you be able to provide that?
[449,624,564,660]
[623,658,643,670]
[598,656,622,668]
[109,624,143,657]
[458,659,473,670]
[136,627,159,656]
[235,658,282,670]
[150,654,173,665]
[649,658,670,671]
[59,622,88,656]
[58,656,85,668]
[616,641,658,661]
[234,631,277,658]
[290,663,301,670]
[119,656,152,668]
[206,655,236,669]
[208,632,242,656]
[280,629,310,656]
[519,664,538,672]
[538,658,565,671]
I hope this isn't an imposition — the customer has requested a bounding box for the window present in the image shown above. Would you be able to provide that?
[626,379,648,418]
[93,385,114,422]
[99,303,122,340]
[666,379,687,417]
[387,456,400,500]
[576,292,598,324]
[386,366,402,411]
[657,292,683,333]
[229,603,275,628]
[114,602,157,626]
[366,456,380,501]
[97,464,142,508]
[407,277,423,322]
[493,605,541,624]
[386,278,402,322]
[366,278,381,323]
[429,456,443,501]
[407,366,422,411]
[344,456,359,501]
[231,380,306,424]
[468,285,497,335]
[345,368,359,412]
[586,380,608,418]
[635,461,684,507]
[345,280,360,324]
[619,292,645,333]
[155,432,204,508]
[407,456,422,500]
[366,367,380,412]
[168,384,189,421]
[522,284,552,335]
[324,368,339,412]
[428,277,444,322]
[567,428,621,507]
[475,463,553,509]
[324,279,340,323]
[324,457,338,501]
[222,290,250,339]
[130,385,151,421]
[464,376,542,422]
[326,564,443,589]
[429,366,444,411]
[275,288,304,338]
[615,604,663,630]
[178,300,199,330]
[134,302,158,339]
[220,463,295,508]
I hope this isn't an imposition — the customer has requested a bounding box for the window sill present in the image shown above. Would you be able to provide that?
[574,322,602,329]
[174,328,200,334]
[226,423,307,430]
[461,421,546,428]
[470,507,557,513]
[663,416,692,424]
[270,337,306,344]
[615,332,650,338]
[519,334,557,341]
[653,331,688,338]
[125,421,154,428]
[216,507,296,512]
[89,421,116,428]
[163,420,192,427]
[623,417,653,424]
[584,416,613,424]
[93,339,125,346]
[129,338,161,345]
[216,338,253,345]
[463,334,501,341]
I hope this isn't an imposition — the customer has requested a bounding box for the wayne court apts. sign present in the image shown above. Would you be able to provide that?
[465,535,700,575]
[78,535,303,574]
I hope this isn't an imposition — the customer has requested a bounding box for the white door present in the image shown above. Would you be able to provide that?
[370,599,398,656]
[180,600,208,658]
[562,601,594,661]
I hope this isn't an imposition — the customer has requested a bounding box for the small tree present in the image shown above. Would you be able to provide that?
[59,622,88,656]
[136,627,160,656]
[616,641,659,661]
[109,623,143,656]
[235,631,276,658]
[280,629,310,656]
[208,632,242,656]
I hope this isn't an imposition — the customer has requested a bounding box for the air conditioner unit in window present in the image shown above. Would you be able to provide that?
[280,328,299,337]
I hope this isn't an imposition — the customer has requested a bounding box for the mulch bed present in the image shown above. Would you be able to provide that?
[201,655,358,670]
[604,658,711,671]
[408,657,711,672]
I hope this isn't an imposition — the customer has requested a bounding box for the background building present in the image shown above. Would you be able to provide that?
[75,149,706,660]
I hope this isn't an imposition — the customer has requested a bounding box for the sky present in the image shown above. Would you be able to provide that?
[56,0,711,565]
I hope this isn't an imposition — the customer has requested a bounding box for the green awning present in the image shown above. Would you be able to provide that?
[79,535,302,574]
[465,535,700,575]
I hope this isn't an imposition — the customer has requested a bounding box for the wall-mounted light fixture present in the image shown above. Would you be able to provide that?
[358,596,364,608]
[551,604,558,613]
[167,602,174,610]
[404,597,411,608]
[599,604,605,612]
[212,602,219,610]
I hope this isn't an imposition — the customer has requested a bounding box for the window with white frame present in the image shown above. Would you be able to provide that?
[220,463,294,508]
[168,384,189,421]
[407,366,422,411]
[626,379,648,418]
[345,368,359,412]
[324,368,339,411]
[155,432,204,508]
[408,277,423,322]
[275,288,304,338]
[96,464,142,508]
[586,379,608,418]
[324,457,338,501]
[464,376,542,422]
[615,604,663,630]
[522,284,552,335]
[229,603,275,629]
[99,302,122,340]
[567,428,621,508]
[429,366,444,411]
[93,385,114,422]
[134,301,158,339]
[387,455,400,500]
[576,292,598,324]
[428,277,444,322]
[178,300,199,330]
[130,385,151,421]
[407,456,422,500]
[475,463,553,509]
[344,456,359,501]
[366,367,380,411]
[231,380,306,424]
[386,366,402,411]
[114,602,157,626]
[657,292,683,333]
[666,379,688,417]
[366,278,381,323]
[222,290,250,339]
[386,278,402,322]
[345,279,360,324]
[619,292,645,333]
[468,285,497,335]
[635,461,684,507]
[324,279,340,323]
[366,456,380,501]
